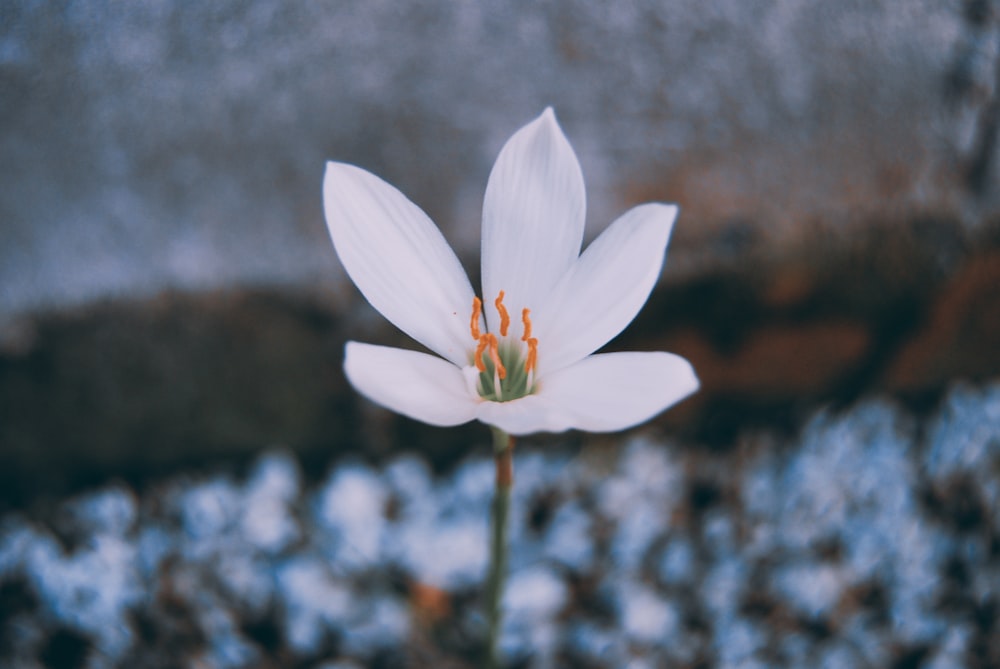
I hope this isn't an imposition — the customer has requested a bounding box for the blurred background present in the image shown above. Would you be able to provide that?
[1,2,999,667]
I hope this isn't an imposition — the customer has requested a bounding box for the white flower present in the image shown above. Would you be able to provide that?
[322,108,698,436]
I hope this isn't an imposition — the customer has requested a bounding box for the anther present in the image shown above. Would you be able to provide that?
[474,336,489,372]
[470,297,483,340]
[495,291,510,337]
[487,334,507,380]
[524,337,538,374]
[521,308,532,341]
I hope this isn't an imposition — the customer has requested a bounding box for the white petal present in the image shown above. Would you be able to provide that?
[481,108,586,332]
[535,352,699,433]
[324,162,476,366]
[344,342,479,427]
[475,394,578,436]
[533,203,678,375]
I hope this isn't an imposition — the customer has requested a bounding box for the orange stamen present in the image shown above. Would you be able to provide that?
[487,333,506,380]
[521,308,532,341]
[474,335,489,372]
[524,337,538,374]
[495,291,510,337]
[470,296,482,340]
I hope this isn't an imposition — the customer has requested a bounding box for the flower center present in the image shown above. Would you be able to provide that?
[469,291,538,402]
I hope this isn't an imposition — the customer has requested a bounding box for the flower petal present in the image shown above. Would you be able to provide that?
[343,342,479,427]
[533,203,678,375]
[481,108,586,332]
[324,162,475,366]
[475,394,576,436]
[534,351,699,432]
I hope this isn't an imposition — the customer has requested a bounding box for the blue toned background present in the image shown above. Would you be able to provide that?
[2,2,993,316]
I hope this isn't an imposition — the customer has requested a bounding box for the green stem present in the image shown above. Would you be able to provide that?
[486,426,514,668]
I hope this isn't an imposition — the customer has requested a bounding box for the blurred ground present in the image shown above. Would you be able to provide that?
[1,385,999,668]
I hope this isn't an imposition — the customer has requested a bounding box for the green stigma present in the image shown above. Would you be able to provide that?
[475,339,536,402]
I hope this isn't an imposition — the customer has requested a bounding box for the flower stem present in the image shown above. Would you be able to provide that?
[486,426,514,668]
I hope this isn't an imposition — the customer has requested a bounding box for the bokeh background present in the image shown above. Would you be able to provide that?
[1,2,999,668]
